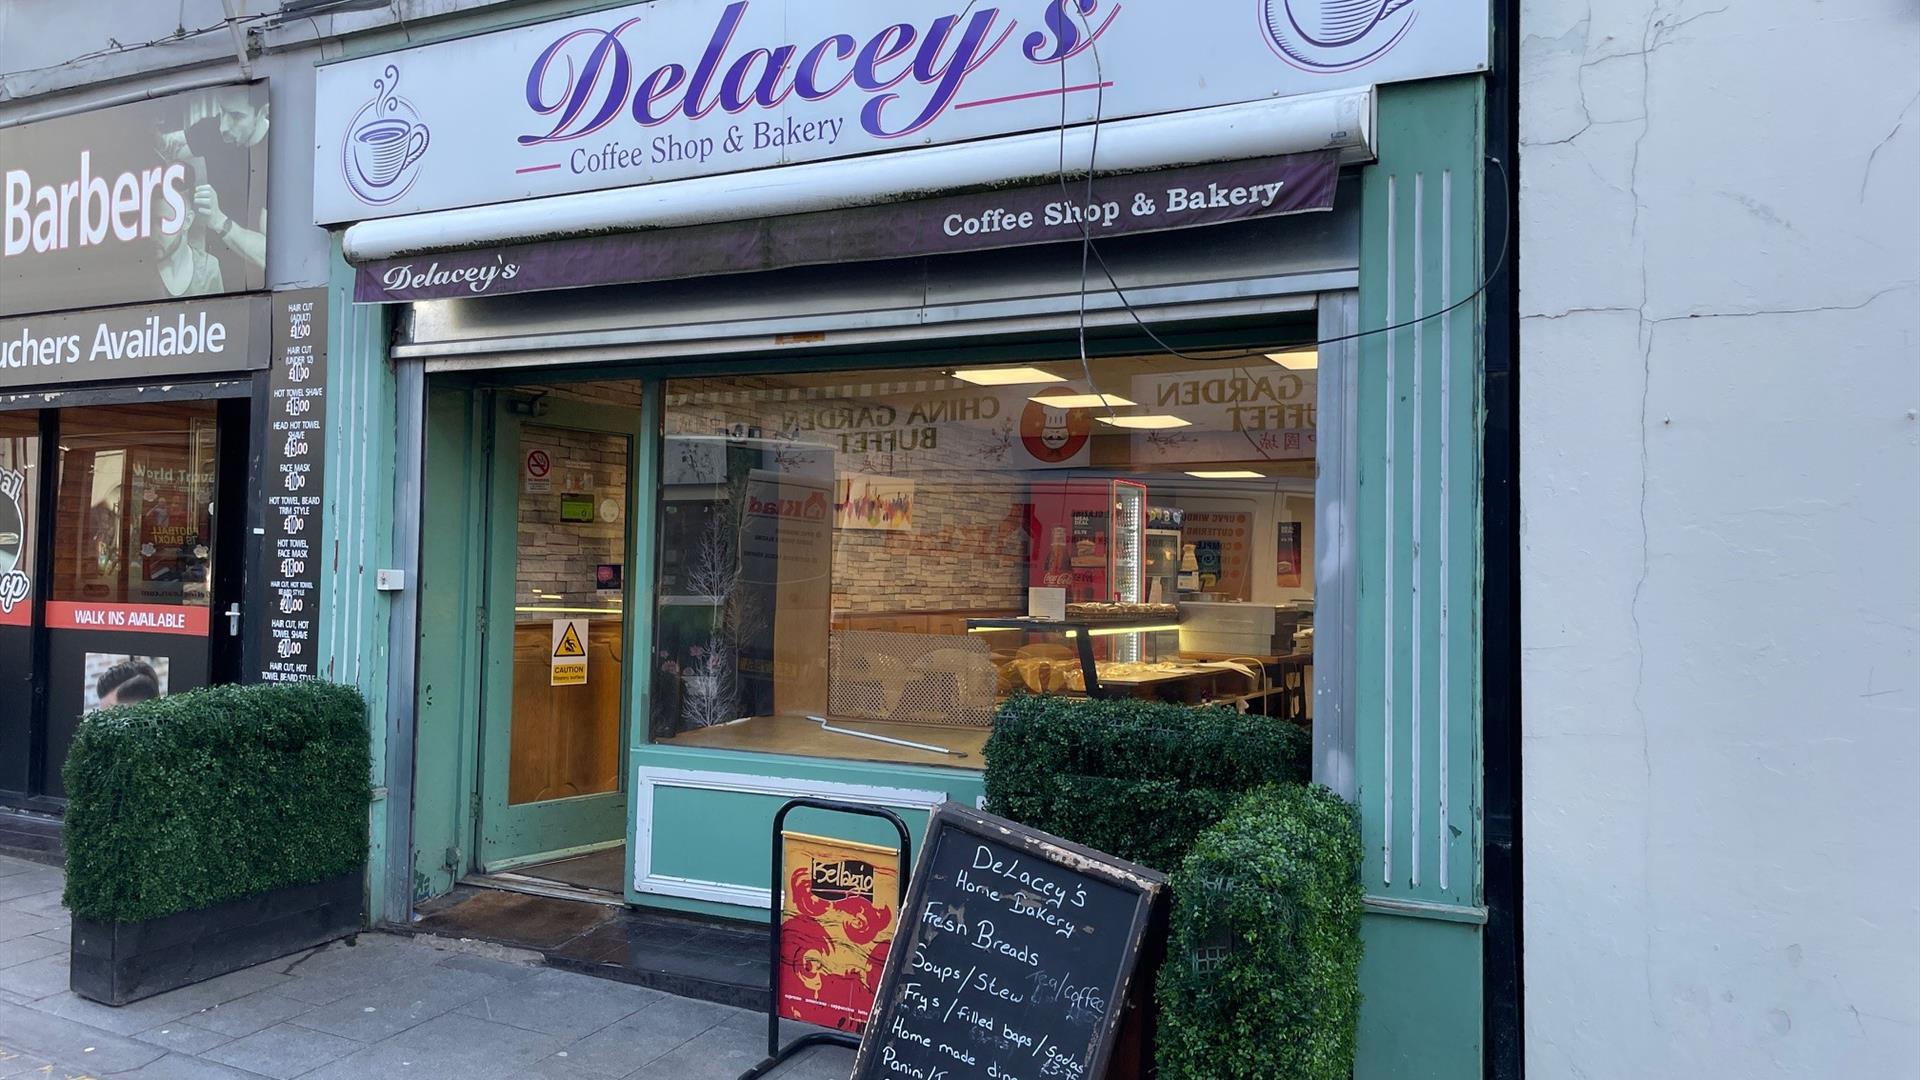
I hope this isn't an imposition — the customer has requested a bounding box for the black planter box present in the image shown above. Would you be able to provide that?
[70,870,364,1006]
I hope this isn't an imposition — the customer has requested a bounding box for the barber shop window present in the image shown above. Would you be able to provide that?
[49,404,219,609]
[651,348,1320,768]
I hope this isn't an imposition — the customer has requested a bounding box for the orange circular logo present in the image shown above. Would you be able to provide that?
[1020,389,1092,463]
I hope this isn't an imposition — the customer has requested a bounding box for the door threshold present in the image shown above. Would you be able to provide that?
[407,884,772,1011]
[461,872,628,908]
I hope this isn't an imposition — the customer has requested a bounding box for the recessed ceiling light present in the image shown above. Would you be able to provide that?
[1028,393,1137,408]
[1097,415,1192,430]
[1266,349,1318,371]
[1186,470,1265,479]
[949,366,1060,386]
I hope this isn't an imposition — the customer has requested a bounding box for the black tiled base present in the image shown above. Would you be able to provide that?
[0,808,64,867]
[403,886,771,1010]
[72,871,365,1005]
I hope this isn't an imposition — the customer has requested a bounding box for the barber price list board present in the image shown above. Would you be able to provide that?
[852,804,1167,1080]
[259,288,327,681]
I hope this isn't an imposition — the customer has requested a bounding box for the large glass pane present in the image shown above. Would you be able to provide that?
[45,403,220,795]
[652,346,1319,768]
[51,405,218,609]
[507,425,629,804]
[0,411,39,795]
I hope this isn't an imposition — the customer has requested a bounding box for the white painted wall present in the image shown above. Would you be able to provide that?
[1519,0,1920,1075]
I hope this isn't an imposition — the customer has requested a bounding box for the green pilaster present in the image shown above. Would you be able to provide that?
[1353,76,1487,1079]
[411,383,489,901]
[318,240,398,921]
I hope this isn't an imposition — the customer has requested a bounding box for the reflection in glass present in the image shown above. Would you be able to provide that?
[52,404,218,607]
[652,348,1321,768]
[507,425,629,805]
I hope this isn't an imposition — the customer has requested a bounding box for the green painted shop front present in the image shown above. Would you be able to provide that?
[317,65,1489,1080]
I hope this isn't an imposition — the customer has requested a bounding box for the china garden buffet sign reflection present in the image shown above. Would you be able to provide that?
[312,0,1488,223]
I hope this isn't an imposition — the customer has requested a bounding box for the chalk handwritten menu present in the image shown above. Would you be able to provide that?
[258,288,328,682]
[851,803,1167,1080]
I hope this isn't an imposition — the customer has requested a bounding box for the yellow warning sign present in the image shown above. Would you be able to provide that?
[550,618,588,686]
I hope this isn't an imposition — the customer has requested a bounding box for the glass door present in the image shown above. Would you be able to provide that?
[477,396,640,872]
[44,404,222,797]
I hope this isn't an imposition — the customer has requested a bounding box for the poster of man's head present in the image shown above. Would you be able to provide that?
[1,83,269,317]
[83,653,171,712]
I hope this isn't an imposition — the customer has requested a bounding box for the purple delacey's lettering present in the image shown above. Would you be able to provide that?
[678,1,750,120]
[1024,0,1117,64]
[632,63,689,126]
[519,20,640,145]
[518,0,1109,146]
[852,23,919,92]
[718,45,798,112]
[794,34,858,100]
[868,9,1015,139]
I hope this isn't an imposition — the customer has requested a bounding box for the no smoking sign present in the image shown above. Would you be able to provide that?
[525,448,552,493]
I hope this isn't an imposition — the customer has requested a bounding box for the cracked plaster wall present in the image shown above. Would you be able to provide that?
[1520,0,1920,1075]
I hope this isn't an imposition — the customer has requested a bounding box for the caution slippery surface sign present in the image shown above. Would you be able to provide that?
[551,618,588,686]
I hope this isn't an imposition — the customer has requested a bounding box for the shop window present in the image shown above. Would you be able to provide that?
[651,349,1319,768]
[0,412,39,796]
[50,404,219,610]
[0,413,35,622]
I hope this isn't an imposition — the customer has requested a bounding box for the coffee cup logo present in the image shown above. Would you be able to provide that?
[343,64,431,205]
[1260,0,1418,72]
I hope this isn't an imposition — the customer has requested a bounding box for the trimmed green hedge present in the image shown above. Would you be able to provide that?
[982,694,1310,871]
[1156,784,1364,1080]
[63,681,371,924]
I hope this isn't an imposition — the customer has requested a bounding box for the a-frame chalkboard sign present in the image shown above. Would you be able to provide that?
[850,802,1168,1080]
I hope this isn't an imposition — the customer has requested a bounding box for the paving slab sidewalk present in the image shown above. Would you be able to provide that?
[0,855,852,1080]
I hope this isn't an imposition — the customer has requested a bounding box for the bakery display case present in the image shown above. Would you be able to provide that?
[966,614,1290,711]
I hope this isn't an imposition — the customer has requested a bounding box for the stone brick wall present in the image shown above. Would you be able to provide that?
[514,425,627,609]
[831,473,1028,615]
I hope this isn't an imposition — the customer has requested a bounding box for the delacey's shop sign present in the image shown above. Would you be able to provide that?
[258,289,328,682]
[0,296,266,391]
[352,153,1336,302]
[851,803,1167,1080]
[313,0,1488,223]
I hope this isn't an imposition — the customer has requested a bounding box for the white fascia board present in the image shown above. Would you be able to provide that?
[341,86,1374,263]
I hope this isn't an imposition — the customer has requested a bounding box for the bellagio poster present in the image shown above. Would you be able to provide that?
[778,831,901,1032]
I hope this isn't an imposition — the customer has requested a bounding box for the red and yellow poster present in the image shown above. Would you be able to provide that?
[778,831,901,1033]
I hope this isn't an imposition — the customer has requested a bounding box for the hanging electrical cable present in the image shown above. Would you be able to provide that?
[1049,7,1514,366]
[0,11,277,82]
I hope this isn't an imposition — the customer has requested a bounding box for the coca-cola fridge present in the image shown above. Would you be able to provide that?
[1026,479,1148,604]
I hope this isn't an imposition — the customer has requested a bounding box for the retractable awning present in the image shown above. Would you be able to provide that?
[340,86,1375,265]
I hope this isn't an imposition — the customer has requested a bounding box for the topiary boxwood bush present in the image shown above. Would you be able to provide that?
[1156,783,1364,1080]
[62,680,371,924]
[982,694,1310,871]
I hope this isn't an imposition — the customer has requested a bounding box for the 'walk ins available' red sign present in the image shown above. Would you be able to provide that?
[46,602,209,636]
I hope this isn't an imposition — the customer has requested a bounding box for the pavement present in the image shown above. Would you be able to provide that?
[0,855,853,1080]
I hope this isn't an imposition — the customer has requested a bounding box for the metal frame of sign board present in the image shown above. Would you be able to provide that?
[739,797,913,1080]
[848,801,1169,1080]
